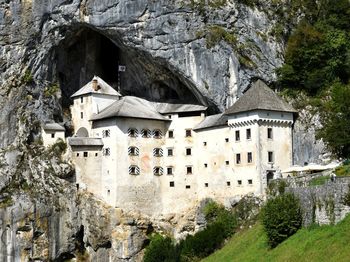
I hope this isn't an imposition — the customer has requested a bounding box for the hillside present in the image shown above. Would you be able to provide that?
[204,214,350,262]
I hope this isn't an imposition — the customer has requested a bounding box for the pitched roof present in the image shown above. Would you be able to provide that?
[68,137,104,146]
[71,76,121,98]
[43,123,65,131]
[90,96,170,122]
[225,80,296,115]
[154,102,207,114]
[194,113,227,131]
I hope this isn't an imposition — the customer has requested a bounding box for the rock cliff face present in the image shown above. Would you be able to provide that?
[0,0,325,260]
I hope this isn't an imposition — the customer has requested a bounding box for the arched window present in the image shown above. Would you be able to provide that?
[141,129,151,138]
[153,167,163,176]
[128,128,138,137]
[128,146,139,156]
[129,165,140,175]
[153,129,162,139]
[76,127,89,137]
[153,148,163,157]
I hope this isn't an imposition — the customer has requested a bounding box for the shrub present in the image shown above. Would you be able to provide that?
[49,138,67,156]
[22,70,34,84]
[143,234,179,262]
[261,193,302,248]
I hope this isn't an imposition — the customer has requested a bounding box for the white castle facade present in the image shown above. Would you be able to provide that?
[44,76,297,215]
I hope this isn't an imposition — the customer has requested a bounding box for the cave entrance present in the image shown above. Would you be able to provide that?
[55,27,120,108]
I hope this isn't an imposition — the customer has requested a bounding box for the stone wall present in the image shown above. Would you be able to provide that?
[286,177,350,226]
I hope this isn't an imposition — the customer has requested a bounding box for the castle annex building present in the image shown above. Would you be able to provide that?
[47,77,296,215]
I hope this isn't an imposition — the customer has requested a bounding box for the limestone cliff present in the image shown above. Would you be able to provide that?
[0,0,324,260]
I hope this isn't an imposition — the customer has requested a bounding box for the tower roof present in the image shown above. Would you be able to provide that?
[225,80,296,115]
[71,76,121,98]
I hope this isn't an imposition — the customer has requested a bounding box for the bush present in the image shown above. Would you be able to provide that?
[143,234,179,262]
[261,193,302,248]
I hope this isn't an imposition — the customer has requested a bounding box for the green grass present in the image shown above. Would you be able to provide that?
[203,214,350,262]
[309,176,329,186]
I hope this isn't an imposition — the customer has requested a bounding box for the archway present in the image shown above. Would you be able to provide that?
[76,127,89,138]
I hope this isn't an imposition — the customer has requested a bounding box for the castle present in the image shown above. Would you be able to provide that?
[43,76,296,215]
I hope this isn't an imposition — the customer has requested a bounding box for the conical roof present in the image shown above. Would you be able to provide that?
[71,76,121,98]
[225,80,296,115]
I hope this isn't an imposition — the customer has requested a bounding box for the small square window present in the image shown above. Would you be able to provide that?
[185,129,192,137]
[170,181,175,187]
[95,153,98,157]
[204,163,208,168]
[51,133,55,138]
[227,181,231,186]
[248,179,253,185]
[246,129,251,140]
[168,148,173,156]
[205,183,208,187]
[236,153,241,164]
[186,166,192,174]
[225,138,229,143]
[268,128,273,139]
[168,115,172,119]
[203,142,207,146]
[83,152,88,157]
[247,152,253,163]
[80,112,84,119]
[186,148,192,156]
[168,130,174,138]
[76,153,79,157]
[167,167,173,175]
[225,161,229,165]
[235,130,240,141]
[237,180,242,185]
[186,185,191,189]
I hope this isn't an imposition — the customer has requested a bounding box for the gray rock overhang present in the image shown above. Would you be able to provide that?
[43,123,65,131]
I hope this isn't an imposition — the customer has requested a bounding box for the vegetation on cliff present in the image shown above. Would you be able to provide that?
[204,213,350,262]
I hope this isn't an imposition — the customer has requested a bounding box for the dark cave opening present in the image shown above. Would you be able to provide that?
[52,26,201,111]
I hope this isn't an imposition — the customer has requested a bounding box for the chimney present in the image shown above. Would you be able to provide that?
[92,77,99,91]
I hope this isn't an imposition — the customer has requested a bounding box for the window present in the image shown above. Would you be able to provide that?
[167,148,173,156]
[186,166,192,174]
[185,129,192,137]
[227,181,231,186]
[186,185,191,189]
[95,153,98,157]
[76,153,79,157]
[103,148,110,156]
[225,161,229,165]
[51,133,55,138]
[235,130,240,141]
[204,163,208,168]
[107,189,110,196]
[80,112,83,119]
[236,153,241,164]
[128,128,138,137]
[80,97,83,103]
[170,181,175,187]
[83,152,88,157]
[247,152,253,163]
[128,146,139,156]
[203,142,207,146]
[168,130,174,138]
[237,180,242,185]
[267,128,273,139]
[205,183,208,187]
[225,138,229,143]
[153,129,162,139]
[248,179,253,185]
[153,166,163,176]
[186,148,192,156]
[129,165,140,175]
[168,115,172,119]
[141,129,151,138]
[246,129,251,140]
[102,129,110,138]
[167,167,173,175]
[268,151,274,163]
[153,148,163,157]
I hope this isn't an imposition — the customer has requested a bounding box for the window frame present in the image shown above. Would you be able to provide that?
[267,128,273,140]
[268,151,274,163]
[186,166,193,174]
[185,129,192,137]
[246,128,251,140]
[186,148,192,156]
[235,130,240,141]
[168,130,174,138]
[247,152,253,163]
[236,153,241,164]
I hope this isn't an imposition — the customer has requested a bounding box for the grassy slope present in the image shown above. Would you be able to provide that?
[203,215,350,262]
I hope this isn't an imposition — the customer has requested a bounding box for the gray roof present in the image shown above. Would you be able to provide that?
[225,80,297,115]
[194,113,227,131]
[154,102,207,114]
[68,137,104,146]
[71,76,121,98]
[43,123,65,131]
[90,96,170,122]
